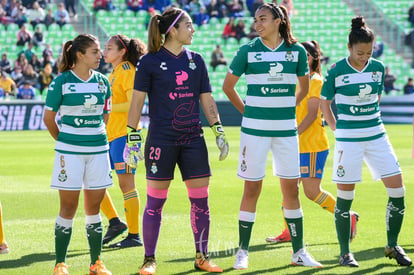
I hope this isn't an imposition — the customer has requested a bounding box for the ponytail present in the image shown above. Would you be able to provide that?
[111,34,147,65]
[59,34,99,72]
[301,40,321,74]
[258,3,297,46]
[147,7,186,54]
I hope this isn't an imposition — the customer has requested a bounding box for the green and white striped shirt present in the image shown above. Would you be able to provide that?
[45,70,112,154]
[229,37,309,137]
[321,57,385,142]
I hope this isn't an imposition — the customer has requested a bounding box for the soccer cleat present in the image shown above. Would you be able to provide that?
[139,256,156,275]
[233,248,248,270]
[194,252,223,272]
[350,211,359,242]
[102,221,127,245]
[108,235,143,248]
[0,242,9,254]
[265,229,291,243]
[89,257,112,275]
[54,262,69,275]
[385,245,412,266]
[339,253,359,267]
[292,248,322,267]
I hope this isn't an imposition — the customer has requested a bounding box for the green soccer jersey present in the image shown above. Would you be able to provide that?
[45,70,112,154]
[321,57,385,142]
[229,37,309,137]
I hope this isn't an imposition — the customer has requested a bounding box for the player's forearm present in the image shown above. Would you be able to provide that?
[200,93,221,125]
[127,90,145,130]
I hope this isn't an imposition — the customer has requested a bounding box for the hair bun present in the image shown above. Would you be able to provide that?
[351,16,366,30]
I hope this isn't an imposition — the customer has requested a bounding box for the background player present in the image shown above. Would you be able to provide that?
[101,34,146,248]
[265,40,359,244]
[43,34,112,275]
[125,7,228,274]
[320,16,412,267]
[0,202,8,254]
[222,3,322,270]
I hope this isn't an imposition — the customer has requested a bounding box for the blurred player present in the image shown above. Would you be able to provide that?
[320,16,412,267]
[222,3,322,270]
[125,7,228,274]
[0,202,8,254]
[265,40,359,244]
[43,34,112,275]
[101,34,146,248]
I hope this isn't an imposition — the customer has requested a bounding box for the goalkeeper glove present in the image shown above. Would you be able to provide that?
[123,126,144,169]
[210,122,229,161]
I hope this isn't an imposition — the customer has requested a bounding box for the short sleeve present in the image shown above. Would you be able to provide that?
[296,44,309,77]
[321,65,336,101]
[45,74,63,112]
[229,46,248,77]
[134,55,151,93]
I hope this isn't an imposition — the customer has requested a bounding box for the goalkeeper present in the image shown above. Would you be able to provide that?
[125,9,228,273]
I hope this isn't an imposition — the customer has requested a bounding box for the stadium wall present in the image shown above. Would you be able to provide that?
[0,97,412,131]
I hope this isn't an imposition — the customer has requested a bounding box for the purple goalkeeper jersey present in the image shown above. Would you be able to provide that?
[134,47,212,145]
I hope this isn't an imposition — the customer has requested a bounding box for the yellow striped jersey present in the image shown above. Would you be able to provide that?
[107,61,135,142]
[296,72,329,153]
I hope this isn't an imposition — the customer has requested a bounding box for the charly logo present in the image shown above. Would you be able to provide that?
[160,62,167,70]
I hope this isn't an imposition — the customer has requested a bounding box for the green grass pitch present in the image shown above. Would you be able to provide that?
[0,125,413,274]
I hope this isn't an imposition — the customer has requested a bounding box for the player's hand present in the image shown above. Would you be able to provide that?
[210,122,229,161]
[123,126,144,168]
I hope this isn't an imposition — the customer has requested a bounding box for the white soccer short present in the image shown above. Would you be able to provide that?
[332,135,401,184]
[237,132,300,181]
[51,152,113,190]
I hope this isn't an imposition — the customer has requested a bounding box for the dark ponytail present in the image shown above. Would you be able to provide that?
[111,34,147,65]
[258,3,297,46]
[348,16,374,47]
[301,40,321,74]
[59,34,99,72]
[147,7,185,53]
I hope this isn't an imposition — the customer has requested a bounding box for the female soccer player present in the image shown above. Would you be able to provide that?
[320,16,412,267]
[43,34,112,275]
[125,7,228,275]
[0,202,8,254]
[100,34,146,248]
[222,3,322,269]
[265,41,359,244]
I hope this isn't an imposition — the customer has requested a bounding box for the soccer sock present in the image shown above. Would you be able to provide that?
[187,186,210,255]
[284,208,303,253]
[0,202,4,244]
[85,214,103,264]
[238,211,255,251]
[55,216,73,265]
[123,189,140,235]
[386,187,405,247]
[335,196,353,256]
[143,187,168,257]
[100,191,119,221]
[313,191,336,214]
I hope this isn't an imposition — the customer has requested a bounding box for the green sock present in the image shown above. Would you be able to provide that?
[386,196,405,247]
[55,222,72,264]
[238,220,254,250]
[335,197,353,256]
[285,217,303,253]
[86,222,103,264]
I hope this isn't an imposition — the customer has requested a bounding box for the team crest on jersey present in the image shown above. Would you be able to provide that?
[58,169,67,182]
[371,71,380,82]
[337,165,345,177]
[285,51,294,62]
[98,81,106,93]
[151,162,158,174]
[189,59,196,70]
[268,62,283,81]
